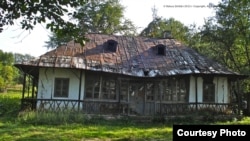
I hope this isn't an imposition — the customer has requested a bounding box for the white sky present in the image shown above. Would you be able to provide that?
[0,0,219,57]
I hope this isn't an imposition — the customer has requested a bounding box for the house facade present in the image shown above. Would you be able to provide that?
[14,33,246,116]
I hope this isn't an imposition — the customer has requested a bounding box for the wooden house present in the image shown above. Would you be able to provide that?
[14,33,247,116]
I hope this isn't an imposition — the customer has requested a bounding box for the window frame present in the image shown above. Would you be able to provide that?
[203,77,215,103]
[53,78,70,98]
[85,73,117,101]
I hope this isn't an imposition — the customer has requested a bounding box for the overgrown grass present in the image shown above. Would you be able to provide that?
[0,90,249,141]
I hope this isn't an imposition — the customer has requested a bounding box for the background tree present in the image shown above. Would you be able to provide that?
[140,6,190,44]
[45,0,137,49]
[0,50,19,92]
[0,0,88,45]
[191,0,250,92]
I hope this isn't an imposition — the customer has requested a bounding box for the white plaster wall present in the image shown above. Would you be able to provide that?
[37,68,85,109]
[189,76,203,102]
[189,76,229,103]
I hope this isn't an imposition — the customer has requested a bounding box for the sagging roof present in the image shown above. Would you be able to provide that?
[14,33,243,78]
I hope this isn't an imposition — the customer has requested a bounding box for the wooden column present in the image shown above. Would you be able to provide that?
[195,76,198,111]
[78,70,83,111]
[22,73,26,99]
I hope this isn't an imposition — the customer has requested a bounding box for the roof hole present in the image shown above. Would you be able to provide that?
[106,40,118,52]
[157,44,166,55]
[144,70,149,76]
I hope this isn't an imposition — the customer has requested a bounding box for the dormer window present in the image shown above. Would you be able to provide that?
[106,39,118,52]
[156,44,166,55]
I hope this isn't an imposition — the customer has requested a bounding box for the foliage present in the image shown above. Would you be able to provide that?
[188,0,250,93]
[0,50,19,92]
[140,6,190,44]
[75,0,137,35]
[140,17,190,43]
[45,0,137,49]
[0,91,21,117]
[0,0,88,45]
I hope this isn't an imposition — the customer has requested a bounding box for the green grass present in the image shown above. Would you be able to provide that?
[0,90,249,141]
[0,122,172,141]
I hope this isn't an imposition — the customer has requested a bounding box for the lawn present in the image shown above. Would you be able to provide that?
[0,91,249,141]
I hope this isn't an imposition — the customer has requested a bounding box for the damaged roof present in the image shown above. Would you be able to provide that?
[15,33,243,78]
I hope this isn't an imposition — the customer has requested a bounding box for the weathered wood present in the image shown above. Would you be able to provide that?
[21,98,238,116]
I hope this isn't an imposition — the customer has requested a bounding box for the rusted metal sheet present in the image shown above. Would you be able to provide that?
[15,33,242,77]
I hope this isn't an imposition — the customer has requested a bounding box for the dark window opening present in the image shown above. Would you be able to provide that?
[203,77,215,103]
[157,44,166,55]
[54,78,69,98]
[106,40,118,52]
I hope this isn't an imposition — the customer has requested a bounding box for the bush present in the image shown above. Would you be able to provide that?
[0,93,21,117]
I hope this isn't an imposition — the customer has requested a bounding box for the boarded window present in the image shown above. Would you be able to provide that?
[203,79,215,102]
[54,78,69,98]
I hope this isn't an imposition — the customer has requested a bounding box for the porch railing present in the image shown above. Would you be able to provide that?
[21,98,239,116]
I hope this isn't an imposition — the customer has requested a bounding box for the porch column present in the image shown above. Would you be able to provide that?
[31,76,35,98]
[236,78,242,115]
[21,73,26,109]
[195,76,198,111]
[22,73,26,99]
[78,70,83,111]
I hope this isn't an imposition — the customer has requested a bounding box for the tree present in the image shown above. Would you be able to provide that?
[0,0,88,45]
[194,0,250,92]
[0,50,16,92]
[139,6,190,44]
[45,0,137,49]
[199,0,250,74]
[140,17,190,43]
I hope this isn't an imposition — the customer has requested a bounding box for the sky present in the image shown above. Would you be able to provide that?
[0,0,220,57]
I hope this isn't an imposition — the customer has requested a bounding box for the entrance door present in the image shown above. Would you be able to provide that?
[129,82,145,115]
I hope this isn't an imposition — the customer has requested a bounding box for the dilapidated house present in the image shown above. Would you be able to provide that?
[14,33,247,116]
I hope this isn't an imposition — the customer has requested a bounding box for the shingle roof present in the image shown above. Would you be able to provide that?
[15,33,243,77]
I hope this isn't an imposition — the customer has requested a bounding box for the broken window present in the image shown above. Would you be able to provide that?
[120,81,129,101]
[85,73,117,100]
[106,39,118,52]
[162,77,188,102]
[54,78,69,98]
[203,78,215,103]
[146,83,157,101]
[156,44,166,55]
[101,79,116,100]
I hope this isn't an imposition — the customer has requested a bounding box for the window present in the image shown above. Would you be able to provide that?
[120,81,129,101]
[146,83,157,101]
[85,73,117,100]
[162,78,188,102]
[203,78,215,102]
[54,78,69,98]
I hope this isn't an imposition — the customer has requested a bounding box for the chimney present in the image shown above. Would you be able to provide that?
[163,30,173,39]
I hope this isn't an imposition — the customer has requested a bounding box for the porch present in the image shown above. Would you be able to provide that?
[21,98,239,116]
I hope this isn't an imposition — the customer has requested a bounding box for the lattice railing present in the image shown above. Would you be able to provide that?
[21,98,237,116]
